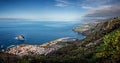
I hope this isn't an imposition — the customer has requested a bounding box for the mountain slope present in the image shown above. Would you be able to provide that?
[42,17,120,63]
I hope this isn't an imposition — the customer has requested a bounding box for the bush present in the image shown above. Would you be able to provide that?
[95,30,120,62]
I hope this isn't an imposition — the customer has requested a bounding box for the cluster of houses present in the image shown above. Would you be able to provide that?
[7,37,78,56]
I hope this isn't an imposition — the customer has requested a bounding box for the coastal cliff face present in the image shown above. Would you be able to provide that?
[0,18,120,63]
[74,18,120,37]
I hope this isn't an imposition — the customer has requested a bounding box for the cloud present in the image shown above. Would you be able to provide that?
[81,0,112,9]
[81,0,120,22]
[81,6,95,9]
[55,2,68,7]
[55,0,70,4]
[85,4,120,18]
[55,0,71,7]
[54,0,120,22]
[83,0,111,5]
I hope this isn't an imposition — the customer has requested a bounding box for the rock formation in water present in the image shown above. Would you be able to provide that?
[18,35,25,41]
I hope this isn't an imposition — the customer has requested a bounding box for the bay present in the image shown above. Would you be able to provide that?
[0,21,85,50]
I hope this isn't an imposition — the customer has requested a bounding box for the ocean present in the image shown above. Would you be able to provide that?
[0,21,85,50]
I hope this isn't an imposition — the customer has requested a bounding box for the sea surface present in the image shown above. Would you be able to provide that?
[0,20,85,50]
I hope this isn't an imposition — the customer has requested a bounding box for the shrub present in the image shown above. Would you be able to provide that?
[95,30,120,62]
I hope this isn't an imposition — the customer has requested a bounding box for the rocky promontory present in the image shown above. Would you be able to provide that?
[73,22,99,36]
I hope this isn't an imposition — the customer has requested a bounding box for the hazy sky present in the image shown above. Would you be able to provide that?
[0,0,120,21]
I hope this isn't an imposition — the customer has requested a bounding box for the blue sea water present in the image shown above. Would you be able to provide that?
[0,21,85,50]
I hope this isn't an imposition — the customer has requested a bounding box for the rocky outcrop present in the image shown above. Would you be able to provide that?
[18,35,25,41]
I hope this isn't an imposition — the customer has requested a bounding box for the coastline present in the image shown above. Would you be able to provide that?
[6,37,79,56]
[73,22,99,36]
[5,23,89,56]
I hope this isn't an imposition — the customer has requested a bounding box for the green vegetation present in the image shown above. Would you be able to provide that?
[74,27,90,32]
[83,18,120,45]
[95,30,120,63]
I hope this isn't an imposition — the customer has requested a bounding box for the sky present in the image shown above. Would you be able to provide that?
[0,0,120,21]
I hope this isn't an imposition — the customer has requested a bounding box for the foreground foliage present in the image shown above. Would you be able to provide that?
[95,30,120,63]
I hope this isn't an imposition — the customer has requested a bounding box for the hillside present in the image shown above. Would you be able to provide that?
[0,17,120,63]
[40,17,120,63]
[0,51,21,63]
[39,17,120,63]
